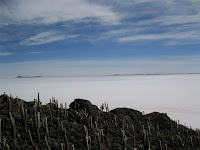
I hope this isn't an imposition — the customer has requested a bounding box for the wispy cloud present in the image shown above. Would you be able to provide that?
[27,51,42,54]
[1,0,200,46]
[85,0,200,45]
[119,31,199,42]
[1,0,200,64]
[21,31,78,46]
[0,0,120,25]
[0,52,13,56]
[134,14,200,27]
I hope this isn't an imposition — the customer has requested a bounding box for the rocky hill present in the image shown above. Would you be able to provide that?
[0,93,199,150]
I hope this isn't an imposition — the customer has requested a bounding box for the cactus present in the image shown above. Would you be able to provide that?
[37,112,42,130]
[105,103,109,112]
[60,103,63,112]
[8,97,11,111]
[101,129,104,143]
[28,129,35,147]
[139,144,144,150]
[85,136,91,150]
[121,126,127,150]
[61,143,64,150]
[61,121,64,131]
[72,145,75,150]
[22,108,28,132]
[64,128,69,150]
[159,140,162,150]
[143,130,147,147]
[47,104,53,122]
[33,105,38,127]
[2,138,6,150]
[17,134,23,150]
[171,136,175,148]
[64,103,68,118]
[45,117,49,139]
[165,144,168,150]
[147,137,151,149]
[38,92,40,103]
[9,112,16,139]
[6,144,9,150]
[97,130,101,150]
[84,125,92,150]
[132,125,135,136]
[95,121,98,131]
[114,115,118,131]
[45,136,51,150]
[133,135,136,148]
[123,134,127,149]
[190,136,194,148]
[57,117,60,130]
[89,117,93,128]
[37,128,41,143]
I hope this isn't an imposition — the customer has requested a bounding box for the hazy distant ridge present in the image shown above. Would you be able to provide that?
[16,76,42,78]
[106,73,200,76]
[15,73,200,78]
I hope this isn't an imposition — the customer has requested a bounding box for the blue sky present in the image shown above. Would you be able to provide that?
[0,0,200,77]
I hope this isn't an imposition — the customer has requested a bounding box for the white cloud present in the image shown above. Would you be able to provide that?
[0,0,120,25]
[135,14,200,27]
[1,0,200,46]
[0,52,13,56]
[28,51,42,54]
[119,31,199,42]
[21,31,78,46]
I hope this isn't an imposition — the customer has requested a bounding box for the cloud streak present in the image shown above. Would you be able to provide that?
[119,31,199,42]
[0,52,12,56]
[27,51,42,54]
[0,0,120,25]
[1,0,200,64]
[21,31,78,46]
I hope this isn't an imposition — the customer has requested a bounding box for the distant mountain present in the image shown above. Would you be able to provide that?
[106,73,200,76]
[16,76,42,78]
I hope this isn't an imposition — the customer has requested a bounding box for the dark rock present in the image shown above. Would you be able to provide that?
[69,98,99,114]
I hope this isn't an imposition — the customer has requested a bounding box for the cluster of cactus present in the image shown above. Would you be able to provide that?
[0,92,200,149]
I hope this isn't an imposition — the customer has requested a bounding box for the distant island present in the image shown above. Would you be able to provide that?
[16,76,43,78]
[106,73,200,76]
[15,73,200,78]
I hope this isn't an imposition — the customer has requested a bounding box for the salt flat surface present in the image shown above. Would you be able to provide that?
[0,74,200,129]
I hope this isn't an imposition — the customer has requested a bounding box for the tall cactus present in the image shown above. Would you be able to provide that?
[38,92,40,103]
[45,117,49,139]
[28,129,34,147]
[9,112,16,139]
[45,136,51,150]
[64,128,69,150]
[8,97,11,111]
